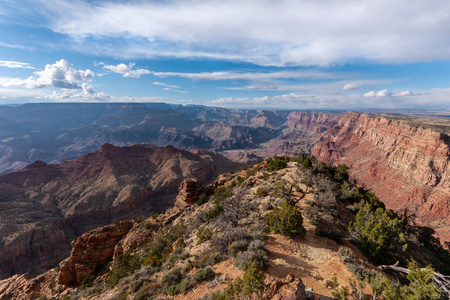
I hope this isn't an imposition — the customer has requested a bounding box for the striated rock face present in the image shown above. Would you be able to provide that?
[174,178,200,210]
[313,112,450,243]
[0,143,240,279]
[58,221,133,287]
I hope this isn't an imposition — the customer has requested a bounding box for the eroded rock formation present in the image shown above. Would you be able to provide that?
[313,112,450,243]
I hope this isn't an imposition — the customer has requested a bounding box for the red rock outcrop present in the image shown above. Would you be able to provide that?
[262,274,307,300]
[58,221,133,287]
[313,112,450,243]
[174,178,200,210]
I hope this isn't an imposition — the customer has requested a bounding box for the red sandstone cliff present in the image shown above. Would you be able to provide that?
[313,112,450,243]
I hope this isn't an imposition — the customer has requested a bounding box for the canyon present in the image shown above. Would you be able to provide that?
[0,104,449,286]
[0,143,240,279]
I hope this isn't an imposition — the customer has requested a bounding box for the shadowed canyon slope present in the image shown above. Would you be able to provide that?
[0,143,240,279]
[313,112,450,243]
[0,103,340,174]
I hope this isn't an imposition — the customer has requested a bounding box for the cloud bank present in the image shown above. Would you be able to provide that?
[11,0,450,66]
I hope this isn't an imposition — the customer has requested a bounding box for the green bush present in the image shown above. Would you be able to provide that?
[196,194,210,206]
[350,203,406,263]
[192,267,215,283]
[206,204,223,220]
[166,277,190,296]
[267,202,306,238]
[107,253,141,287]
[266,157,288,171]
[256,188,268,198]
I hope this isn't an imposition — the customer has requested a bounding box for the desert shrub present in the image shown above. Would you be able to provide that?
[256,188,269,198]
[160,267,183,290]
[81,274,96,288]
[193,251,223,269]
[235,249,268,270]
[347,263,380,281]
[261,201,273,212]
[241,262,267,298]
[267,201,306,238]
[192,267,215,283]
[212,187,232,202]
[166,277,190,296]
[350,203,406,264]
[107,253,141,287]
[248,239,264,251]
[196,194,210,206]
[266,156,288,171]
[338,246,356,260]
[143,249,162,267]
[228,239,250,257]
[206,204,223,220]
[197,226,213,243]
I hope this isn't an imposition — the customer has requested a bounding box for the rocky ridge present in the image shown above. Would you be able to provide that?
[313,112,450,243]
[0,158,447,300]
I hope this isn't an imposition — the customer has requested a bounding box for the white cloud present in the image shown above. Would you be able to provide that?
[393,90,421,96]
[343,84,359,91]
[0,59,93,89]
[21,0,450,66]
[153,82,180,89]
[364,89,392,97]
[163,87,187,94]
[0,60,35,69]
[102,63,151,78]
[151,70,342,81]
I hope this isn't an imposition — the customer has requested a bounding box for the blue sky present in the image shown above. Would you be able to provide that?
[1,0,450,109]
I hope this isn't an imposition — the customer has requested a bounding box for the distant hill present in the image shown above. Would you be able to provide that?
[0,103,340,174]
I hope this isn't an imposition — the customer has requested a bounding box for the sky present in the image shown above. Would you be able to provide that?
[1,0,450,109]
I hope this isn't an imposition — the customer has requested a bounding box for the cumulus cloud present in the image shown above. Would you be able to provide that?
[14,0,450,66]
[0,60,35,69]
[364,89,392,97]
[0,59,93,89]
[343,84,359,91]
[102,63,151,78]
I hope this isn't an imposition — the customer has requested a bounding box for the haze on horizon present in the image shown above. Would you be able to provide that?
[1,0,450,110]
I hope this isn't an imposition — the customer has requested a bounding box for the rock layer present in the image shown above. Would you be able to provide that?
[313,112,450,243]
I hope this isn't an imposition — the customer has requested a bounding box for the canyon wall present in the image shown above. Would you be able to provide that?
[313,112,450,243]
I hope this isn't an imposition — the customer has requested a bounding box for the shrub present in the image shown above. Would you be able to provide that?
[197,226,213,243]
[192,267,215,283]
[107,253,141,287]
[267,201,306,238]
[206,204,223,220]
[166,277,190,295]
[235,249,268,270]
[241,262,267,298]
[256,188,269,198]
[337,246,356,260]
[196,194,210,206]
[266,157,288,171]
[228,239,250,257]
[350,203,406,263]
